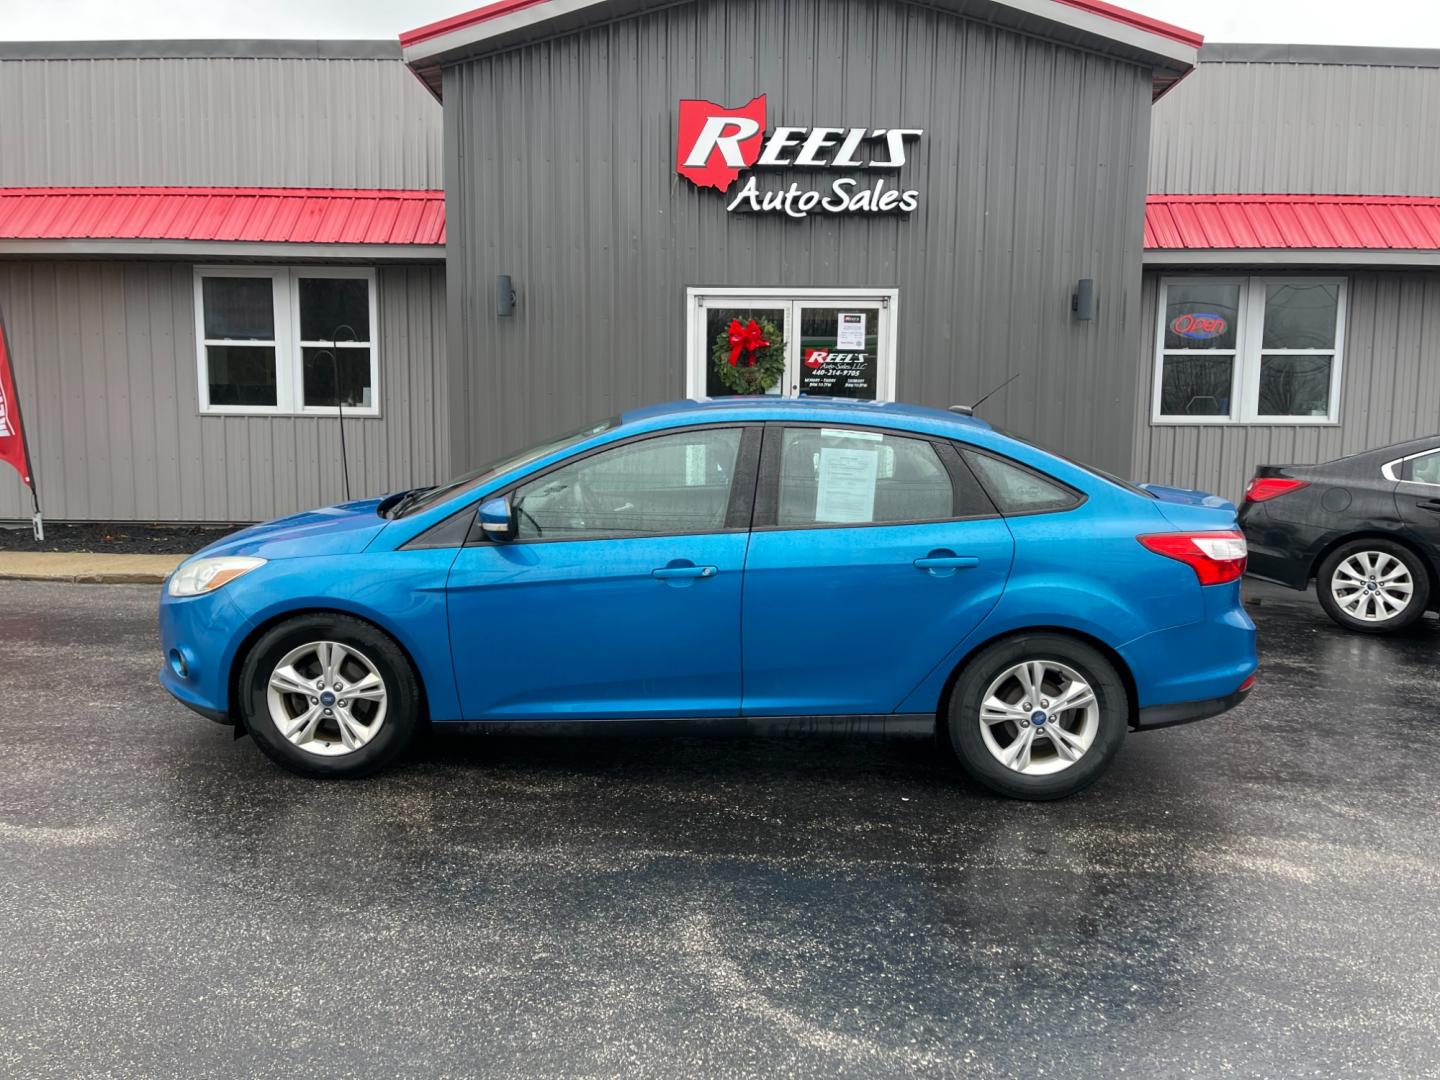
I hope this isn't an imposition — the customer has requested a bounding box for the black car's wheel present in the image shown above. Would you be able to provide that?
[1316,540,1430,634]
[238,614,422,778]
[946,634,1129,801]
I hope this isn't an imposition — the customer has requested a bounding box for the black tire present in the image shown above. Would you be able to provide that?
[238,614,422,778]
[945,634,1129,801]
[1316,539,1430,635]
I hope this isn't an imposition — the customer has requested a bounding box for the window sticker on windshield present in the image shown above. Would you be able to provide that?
[815,446,879,523]
[820,427,883,442]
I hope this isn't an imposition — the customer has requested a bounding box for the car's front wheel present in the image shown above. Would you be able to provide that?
[1316,540,1430,634]
[946,635,1129,800]
[238,614,421,777]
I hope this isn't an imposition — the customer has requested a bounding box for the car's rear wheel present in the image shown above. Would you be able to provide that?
[946,635,1129,800]
[1317,540,1430,634]
[238,614,421,777]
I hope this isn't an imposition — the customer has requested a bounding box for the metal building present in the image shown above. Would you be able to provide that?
[0,40,448,523]
[1138,44,1440,500]
[2,9,1438,524]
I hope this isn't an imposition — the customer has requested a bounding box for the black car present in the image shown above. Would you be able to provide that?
[1239,436,1440,634]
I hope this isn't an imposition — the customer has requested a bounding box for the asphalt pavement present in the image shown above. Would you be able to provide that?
[1,579,1437,1079]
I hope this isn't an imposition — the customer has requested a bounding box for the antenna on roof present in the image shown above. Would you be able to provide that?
[949,372,1021,417]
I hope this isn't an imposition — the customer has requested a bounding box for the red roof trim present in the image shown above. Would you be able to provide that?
[1145,194,1440,251]
[401,0,550,47]
[1052,0,1203,49]
[0,187,445,246]
[401,0,1202,50]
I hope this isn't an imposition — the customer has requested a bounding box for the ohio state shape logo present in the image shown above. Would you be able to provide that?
[676,95,767,192]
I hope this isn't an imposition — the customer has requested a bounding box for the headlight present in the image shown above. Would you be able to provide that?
[167,556,266,597]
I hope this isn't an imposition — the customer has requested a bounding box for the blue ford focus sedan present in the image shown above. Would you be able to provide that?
[160,398,1255,799]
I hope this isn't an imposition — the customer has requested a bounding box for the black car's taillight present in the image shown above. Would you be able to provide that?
[1244,477,1310,503]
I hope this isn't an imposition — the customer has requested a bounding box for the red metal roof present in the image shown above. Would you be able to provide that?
[403,0,1201,50]
[1145,194,1440,252]
[0,187,446,246]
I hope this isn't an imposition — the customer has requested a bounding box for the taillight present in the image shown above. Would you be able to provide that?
[1138,530,1248,586]
[1244,476,1309,503]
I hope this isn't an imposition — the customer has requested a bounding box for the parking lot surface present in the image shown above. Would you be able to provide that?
[2,578,1438,1079]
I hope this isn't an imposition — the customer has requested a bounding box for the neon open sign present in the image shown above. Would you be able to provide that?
[1171,313,1229,340]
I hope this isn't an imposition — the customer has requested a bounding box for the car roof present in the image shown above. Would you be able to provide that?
[620,397,992,436]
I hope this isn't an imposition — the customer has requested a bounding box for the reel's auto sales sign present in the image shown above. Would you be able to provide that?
[676,95,922,219]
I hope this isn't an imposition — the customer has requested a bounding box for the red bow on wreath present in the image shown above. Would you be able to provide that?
[727,318,770,367]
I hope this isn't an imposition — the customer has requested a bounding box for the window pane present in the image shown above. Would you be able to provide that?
[1262,283,1338,349]
[299,278,370,342]
[778,428,953,525]
[1411,454,1440,486]
[1163,282,1240,350]
[704,306,788,397]
[963,452,1079,514]
[1160,354,1234,416]
[207,345,277,406]
[514,428,742,540]
[302,346,373,409]
[202,277,274,340]
[1257,354,1333,417]
[795,306,880,399]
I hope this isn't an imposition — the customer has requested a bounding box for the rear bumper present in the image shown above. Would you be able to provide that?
[1134,682,1252,731]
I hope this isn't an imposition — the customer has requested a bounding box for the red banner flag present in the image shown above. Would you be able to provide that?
[0,318,37,492]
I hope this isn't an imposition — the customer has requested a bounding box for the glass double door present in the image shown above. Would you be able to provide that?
[687,289,896,401]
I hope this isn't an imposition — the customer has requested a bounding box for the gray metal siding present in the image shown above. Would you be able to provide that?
[1149,58,1440,196]
[442,0,1153,479]
[0,52,443,189]
[1132,270,1440,502]
[0,261,449,522]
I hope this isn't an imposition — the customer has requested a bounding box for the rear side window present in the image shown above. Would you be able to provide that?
[1408,452,1440,486]
[963,450,1080,515]
[776,427,973,526]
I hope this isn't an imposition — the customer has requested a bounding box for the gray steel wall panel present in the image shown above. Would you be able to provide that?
[1149,59,1440,196]
[0,55,443,188]
[1132,270,1440,502]
[442,0,1152,477]
[0,261,449,522]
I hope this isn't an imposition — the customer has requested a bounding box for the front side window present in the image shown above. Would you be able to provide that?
[1153,277,1344,425]
[195,268,377,415]
[513,428,743,540]
[775,427,961,526]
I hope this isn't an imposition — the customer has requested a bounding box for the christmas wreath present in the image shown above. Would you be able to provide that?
[711,317,787,395]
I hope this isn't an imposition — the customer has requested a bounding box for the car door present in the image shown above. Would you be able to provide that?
[741,424,1014,716]
[446,424,760,720]
[1393,443,1440,554]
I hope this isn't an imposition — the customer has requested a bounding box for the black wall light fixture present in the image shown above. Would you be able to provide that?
[497,274,517,317]
[1071,278,1095,321]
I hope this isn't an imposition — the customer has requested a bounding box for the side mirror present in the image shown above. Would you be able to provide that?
[477,496,516,542]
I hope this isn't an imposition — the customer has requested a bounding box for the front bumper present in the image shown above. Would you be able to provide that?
[158,587,255,725]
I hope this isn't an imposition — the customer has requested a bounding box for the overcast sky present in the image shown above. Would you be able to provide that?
[0,0,1436,48]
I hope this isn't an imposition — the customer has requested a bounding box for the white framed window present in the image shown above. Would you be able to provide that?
[1152,276,1346,425]
[194,266,379,416]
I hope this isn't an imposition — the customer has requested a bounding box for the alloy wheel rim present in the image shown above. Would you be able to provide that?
[1331,551,1413,622]
[978,659,1100,776]
[266,641,388,757]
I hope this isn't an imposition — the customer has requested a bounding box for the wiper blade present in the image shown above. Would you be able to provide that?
[385,486,435,519]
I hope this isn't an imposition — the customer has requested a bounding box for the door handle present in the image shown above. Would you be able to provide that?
[1416,499,1440,513]
[913,553,980,571]
[651,565,717,580]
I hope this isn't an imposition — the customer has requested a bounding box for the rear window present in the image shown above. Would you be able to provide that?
[962,450,1080,515]
[991,427,1154,499]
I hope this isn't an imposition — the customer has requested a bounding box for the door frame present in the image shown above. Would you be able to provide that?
[685,286,900,401]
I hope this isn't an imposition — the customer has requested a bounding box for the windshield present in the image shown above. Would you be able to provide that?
[993,426,1154,498]
[392,417,617,518]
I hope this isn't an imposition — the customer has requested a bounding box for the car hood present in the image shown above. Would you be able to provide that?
[192,498,389,561]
